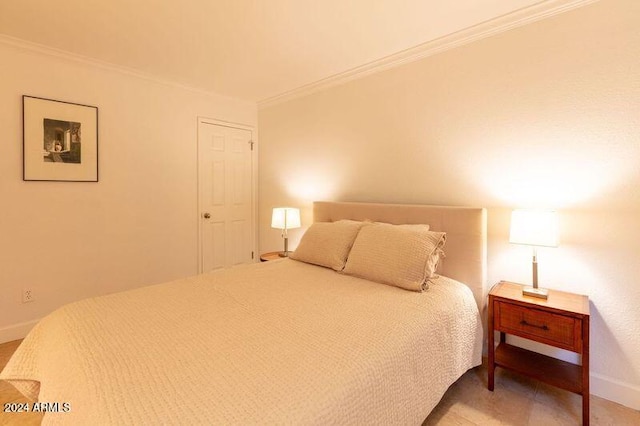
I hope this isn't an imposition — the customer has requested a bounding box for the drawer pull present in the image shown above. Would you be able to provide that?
[520,320,549,331]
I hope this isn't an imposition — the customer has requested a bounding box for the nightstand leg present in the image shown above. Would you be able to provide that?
[582,393,589,426]
[488,299,495,391]
[582,316,590,426]
[488,363,495,391]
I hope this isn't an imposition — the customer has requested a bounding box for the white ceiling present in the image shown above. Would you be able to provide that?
[0,0,576,102]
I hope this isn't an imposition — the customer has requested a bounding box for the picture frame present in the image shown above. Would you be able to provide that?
[23,95,98,182]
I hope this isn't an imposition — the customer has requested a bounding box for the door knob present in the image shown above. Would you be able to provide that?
[203,212,211,219]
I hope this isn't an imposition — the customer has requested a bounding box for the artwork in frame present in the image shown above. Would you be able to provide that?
[23,95,98,182]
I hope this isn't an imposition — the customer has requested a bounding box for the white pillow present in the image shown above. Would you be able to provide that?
[343,223,445,292]
[290,220,366,271]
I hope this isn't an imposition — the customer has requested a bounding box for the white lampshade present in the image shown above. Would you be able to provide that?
[271,207,301,230]
[509,210,558,247]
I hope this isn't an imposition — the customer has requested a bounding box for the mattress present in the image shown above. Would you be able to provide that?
[1,258,483,425]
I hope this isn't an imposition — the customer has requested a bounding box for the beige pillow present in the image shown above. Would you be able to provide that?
[290,220,366,271]
[343,223,445,292]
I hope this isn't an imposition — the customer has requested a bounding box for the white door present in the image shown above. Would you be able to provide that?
[198,120,255,272]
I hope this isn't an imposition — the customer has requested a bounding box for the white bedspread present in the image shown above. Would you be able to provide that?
[1,259,482,425]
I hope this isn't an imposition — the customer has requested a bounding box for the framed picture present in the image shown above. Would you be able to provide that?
[23,95,98,182]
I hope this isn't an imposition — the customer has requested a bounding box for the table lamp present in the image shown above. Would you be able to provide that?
[271,207,301,257]
[509,209,558,299]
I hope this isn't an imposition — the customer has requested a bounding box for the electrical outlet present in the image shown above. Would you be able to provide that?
[22,288,34,303]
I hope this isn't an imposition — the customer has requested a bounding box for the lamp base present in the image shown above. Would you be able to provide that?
[523,286,549,299]
[278,252,289,257]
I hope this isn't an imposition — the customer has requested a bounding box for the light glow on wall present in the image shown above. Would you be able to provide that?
[280,158,346,202]
[461,130,639,208]
[482,161,610,207]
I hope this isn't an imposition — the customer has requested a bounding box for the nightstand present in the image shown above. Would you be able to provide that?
[488,281,590,425]
[259,251,285,262]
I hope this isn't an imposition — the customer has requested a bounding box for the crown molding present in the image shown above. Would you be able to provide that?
[258,0,599,109]
[0,0,599,108]
[0,34,247,103]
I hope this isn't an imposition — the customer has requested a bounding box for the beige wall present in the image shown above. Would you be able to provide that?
[259,0,640,409]
[0,40,256,340]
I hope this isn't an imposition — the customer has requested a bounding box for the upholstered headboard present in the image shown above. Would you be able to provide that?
[313,201,487,309]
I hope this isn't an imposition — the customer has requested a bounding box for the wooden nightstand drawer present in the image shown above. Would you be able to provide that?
[496,301,581,352]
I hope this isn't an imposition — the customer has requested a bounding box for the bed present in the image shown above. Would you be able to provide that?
[1,201,486,425]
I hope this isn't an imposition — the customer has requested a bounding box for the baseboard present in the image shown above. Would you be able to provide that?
[0,320,39,344]
[591,373,640,411]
